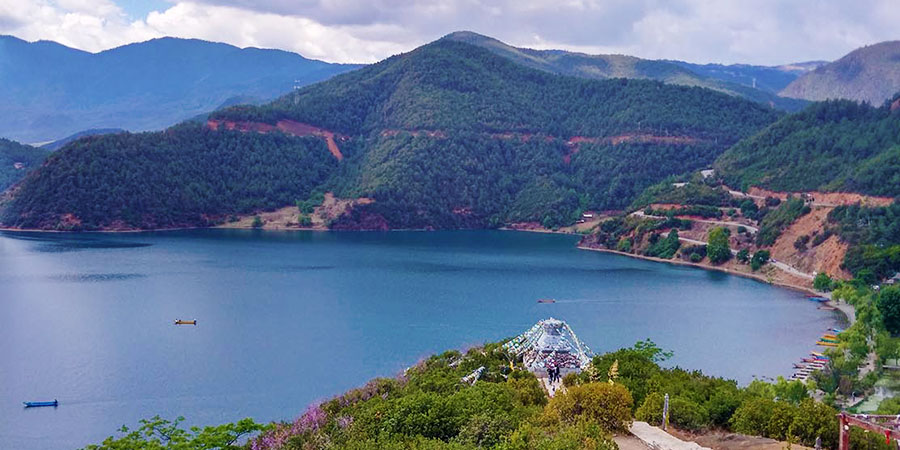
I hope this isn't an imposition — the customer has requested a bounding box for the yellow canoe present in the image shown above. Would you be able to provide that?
[816,341,838,347]
[174,319,197,325]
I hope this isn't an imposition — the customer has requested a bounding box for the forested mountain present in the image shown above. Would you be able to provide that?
[1,38,780,230]
[780,41,900,105]
[442,31,807,111]
[0,138,51,191]
[1,125,337,230]
[0,35,360,143]
[715,97,900,196]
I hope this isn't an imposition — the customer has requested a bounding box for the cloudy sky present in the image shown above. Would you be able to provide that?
[2,0,899,65]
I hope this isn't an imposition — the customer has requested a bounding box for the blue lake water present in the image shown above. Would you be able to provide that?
[0,229,838,449]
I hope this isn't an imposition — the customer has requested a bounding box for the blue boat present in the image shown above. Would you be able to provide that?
[831,328,844,333]
[23,400,58,408]
[808,296,828,302]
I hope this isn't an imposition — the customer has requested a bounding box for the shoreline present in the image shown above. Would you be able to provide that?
[577,245,851,324]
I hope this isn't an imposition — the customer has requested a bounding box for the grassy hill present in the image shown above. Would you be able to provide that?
[0,138,51,191]
[1,39,780,230]
[0,35,360,143]
[441,31,808,111]
[780,41,900,105]
[715,97,900,196]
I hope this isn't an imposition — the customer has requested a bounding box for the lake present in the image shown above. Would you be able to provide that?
[0,229,837,449]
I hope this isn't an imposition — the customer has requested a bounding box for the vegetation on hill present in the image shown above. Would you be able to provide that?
[88,338,895,450]
[0,124,338,230]
[716,98,900,195]
[0,138,50,191]
[0,35,359,142]
[828,203,900,280]
[780,40,900,105]
[3,39,781,230]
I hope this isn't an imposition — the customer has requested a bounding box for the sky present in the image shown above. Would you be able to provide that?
[2,0,899,65]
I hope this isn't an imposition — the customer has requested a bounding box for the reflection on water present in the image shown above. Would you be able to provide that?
[46,273,147,282]
[2,232,152,252]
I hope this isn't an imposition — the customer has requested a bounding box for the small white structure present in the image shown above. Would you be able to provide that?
[503,318,592,378]
[700,169,715,178]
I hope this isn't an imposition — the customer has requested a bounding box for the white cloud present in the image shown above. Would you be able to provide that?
[0,0,898,64]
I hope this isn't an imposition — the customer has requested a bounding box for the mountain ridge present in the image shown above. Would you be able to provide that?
[780,40,900,105]
[0,35,361,142]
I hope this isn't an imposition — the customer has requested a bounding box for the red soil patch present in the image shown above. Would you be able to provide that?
[208,119,344,161]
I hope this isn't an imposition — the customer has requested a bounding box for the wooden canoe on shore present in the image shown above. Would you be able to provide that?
[174,319,197,325]
[24,400,57,408]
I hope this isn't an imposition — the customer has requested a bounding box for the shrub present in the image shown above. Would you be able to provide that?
[668,397,708,431]
[736,248,750,263]
[787,398,838,448]
[251,215,264,228]
[542,382,634,433]
[634,393,664,425]
[750,250,770,271]
[707,227,732,264]
[690,253,702,263]
[794,235,810,251]
[731,397,775,436]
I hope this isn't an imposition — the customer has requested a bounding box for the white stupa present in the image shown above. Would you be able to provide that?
[503,318,592,377]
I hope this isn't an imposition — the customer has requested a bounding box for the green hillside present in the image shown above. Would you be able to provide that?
[780,41,900,105]
[0,138,50,191]
[1,125,337,230]
[715,97,900,196]
[1,39,780,230]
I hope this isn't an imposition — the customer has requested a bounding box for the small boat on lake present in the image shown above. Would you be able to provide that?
[808,296,828,302]
[536,299,556,304]
[174,319,197,325]
[816,341,838,347]
[24,400,57,408]
[831,328,844,333]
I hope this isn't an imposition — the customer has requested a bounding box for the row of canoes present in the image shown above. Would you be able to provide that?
[791,329,841,381]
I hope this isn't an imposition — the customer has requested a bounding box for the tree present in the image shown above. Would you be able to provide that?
[813,273,834,292]
[736,248,750,263]
[707,227,732,264]
[877,286,900,335]
[251,215,264,228]
[84,415,266,450]
[750,250,770,271]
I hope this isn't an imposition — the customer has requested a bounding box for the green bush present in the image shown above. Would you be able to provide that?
[542,382,633,433]
[707,227,732,264]
[668,397,708,431]
[731,397,775,436]
[634,392,664,425]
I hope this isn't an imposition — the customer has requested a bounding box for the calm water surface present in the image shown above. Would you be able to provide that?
[0,230,838,449]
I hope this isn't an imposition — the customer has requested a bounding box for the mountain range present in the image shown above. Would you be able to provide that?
[781,40,900,105]
[443,31,812,111]
[0,35,360,143]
